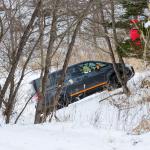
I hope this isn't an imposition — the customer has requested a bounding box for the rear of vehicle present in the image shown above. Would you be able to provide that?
[31,71,60,105]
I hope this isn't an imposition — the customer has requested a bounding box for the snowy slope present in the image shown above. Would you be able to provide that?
[55,71,150,131]
[9,70,150,132]
[0,71,150,150]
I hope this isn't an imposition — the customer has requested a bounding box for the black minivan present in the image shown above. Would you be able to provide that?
[32,61,134,107]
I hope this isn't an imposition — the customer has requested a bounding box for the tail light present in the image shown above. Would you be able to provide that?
[32,91,43,102]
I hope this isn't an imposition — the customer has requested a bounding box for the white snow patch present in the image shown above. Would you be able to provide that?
[0,123,150,150]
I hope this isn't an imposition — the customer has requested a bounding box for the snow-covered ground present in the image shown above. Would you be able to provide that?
[0,70,150,150]
[0,122,150,150]
[56,71,150,132]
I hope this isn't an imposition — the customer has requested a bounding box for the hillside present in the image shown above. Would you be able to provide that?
[0,70,150,149]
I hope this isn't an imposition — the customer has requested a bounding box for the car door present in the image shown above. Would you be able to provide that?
[63,65,85,98]
[83,62,108,91]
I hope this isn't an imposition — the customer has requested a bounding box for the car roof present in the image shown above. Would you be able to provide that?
[68,60,110,68]
[51,60,110,73]
[32,60,111,82]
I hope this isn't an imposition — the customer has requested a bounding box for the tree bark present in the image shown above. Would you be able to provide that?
[0,17,3,43]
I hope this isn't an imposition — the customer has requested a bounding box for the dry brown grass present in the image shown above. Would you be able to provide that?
[19,38,146,72]
[124,57,144,72]
[132,118,150,135]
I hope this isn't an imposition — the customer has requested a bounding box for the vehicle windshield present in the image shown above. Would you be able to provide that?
[78,62,107,74]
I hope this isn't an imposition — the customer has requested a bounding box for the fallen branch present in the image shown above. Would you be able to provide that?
[14,94,34,124]
[99,91,123,103]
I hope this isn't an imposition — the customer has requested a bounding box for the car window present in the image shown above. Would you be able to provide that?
[78,62,107,73]
[64,65,85,85]
[88,62,107,72]
[48,73,55,87]
[67,66,83,78]
[33,78,40,91]
[79,63,91,74]
[95,62,106,68]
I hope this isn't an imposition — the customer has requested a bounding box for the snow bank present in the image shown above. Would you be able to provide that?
[0,71,150,150]
[1,70,150,133]
[56,71,150,131]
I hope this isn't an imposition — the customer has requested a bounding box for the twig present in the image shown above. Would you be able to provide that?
[14,94,34,124]
[99,91,123,103]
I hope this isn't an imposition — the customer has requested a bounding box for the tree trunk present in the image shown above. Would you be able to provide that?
[34,0,59,124]
[110,0,130,95]
[0,17,3,43]
[98,0,130,95]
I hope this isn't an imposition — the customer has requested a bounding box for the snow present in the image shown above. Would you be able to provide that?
[54,71,150,131]
[1,1,150,149]
[7,70,150,129]
[144,21,150,28]
[0,122,150,150]
[1,70,150,149]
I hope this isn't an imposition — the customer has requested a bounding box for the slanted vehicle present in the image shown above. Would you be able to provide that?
[32,61,134,108]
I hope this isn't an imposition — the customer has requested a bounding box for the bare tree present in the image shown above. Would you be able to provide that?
[96,0,130,95]
[0,0,42,108]
[45,0,95,122]
[0,0,135,124]
[34,0,95,124]
[34,0,60,124]
[4,34,42,123]
[109,0,130,95]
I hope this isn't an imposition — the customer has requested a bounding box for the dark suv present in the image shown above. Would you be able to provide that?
[32,61,134,107]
